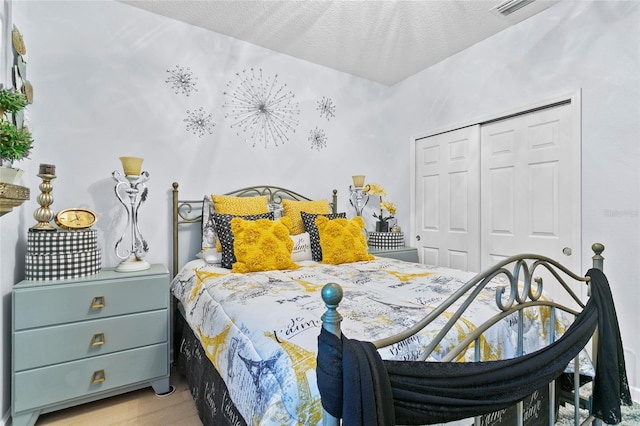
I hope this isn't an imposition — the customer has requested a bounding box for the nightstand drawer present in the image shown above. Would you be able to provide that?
[14,275,168,330]
[13,343,168,413]
[369,246,419,263]
[14,310,167,371]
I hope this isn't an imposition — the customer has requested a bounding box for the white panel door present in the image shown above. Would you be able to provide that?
[480,104,581,304]
[414,125,480,271]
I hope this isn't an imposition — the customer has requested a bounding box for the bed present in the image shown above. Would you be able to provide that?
[170,182,631,426]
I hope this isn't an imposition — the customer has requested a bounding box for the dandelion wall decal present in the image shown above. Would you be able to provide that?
[223,68,300,148]
[166,65,198,96]
[317,96,336,121]
[308,127,327,151]
[184,107,216,137]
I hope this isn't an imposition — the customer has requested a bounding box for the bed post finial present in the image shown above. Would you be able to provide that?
[321,283,343,338]
[592,243,605,271]
[332,189,338,214]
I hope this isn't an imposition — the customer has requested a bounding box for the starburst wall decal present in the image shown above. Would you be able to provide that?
[308,127,327,151]
[223,68,300,148]
[184,107,216,137]
[317,96,335,121]
[166,65,198,96]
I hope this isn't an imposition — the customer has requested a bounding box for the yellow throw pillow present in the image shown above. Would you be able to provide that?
[282,199,330,235]
[231,217,299,273]
[211,195,270,251]
[212,194,269,214]
[315,216,374,265]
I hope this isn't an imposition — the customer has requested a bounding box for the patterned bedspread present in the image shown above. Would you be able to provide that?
[171,257,579,426]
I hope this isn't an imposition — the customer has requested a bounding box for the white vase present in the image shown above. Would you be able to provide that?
[0,166,23,184]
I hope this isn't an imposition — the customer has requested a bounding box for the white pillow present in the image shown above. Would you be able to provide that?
[290,232,312,262]
[201,195,217,251]
[197,248,222,265]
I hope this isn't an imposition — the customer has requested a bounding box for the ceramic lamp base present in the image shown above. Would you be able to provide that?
[115,255,150,272]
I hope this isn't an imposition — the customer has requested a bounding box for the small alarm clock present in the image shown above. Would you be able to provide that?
[55,208,97,230]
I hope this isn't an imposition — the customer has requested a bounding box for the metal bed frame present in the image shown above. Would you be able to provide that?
[170,181,605,426]
[320,244,606,426]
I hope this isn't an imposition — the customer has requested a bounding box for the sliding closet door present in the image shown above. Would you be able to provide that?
[412,97,581,302]
[414,125,480,271]
[480,103,581,303]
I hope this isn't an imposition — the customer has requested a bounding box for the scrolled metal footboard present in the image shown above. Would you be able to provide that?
[320,243,606,426]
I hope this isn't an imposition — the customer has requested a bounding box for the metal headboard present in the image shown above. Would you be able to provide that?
[171,182,338,277]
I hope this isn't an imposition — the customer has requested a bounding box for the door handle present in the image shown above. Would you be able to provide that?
[416,235,421,241]
[562,247,572,256]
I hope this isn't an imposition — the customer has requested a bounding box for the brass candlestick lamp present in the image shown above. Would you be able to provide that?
[112,156,150,272]
[349,175,370,216]
[31,164,56,230]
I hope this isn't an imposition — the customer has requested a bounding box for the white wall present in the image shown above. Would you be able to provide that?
[388,0,640,400]
[1,0,638,420]
[1,0,398,417]
[1,4,5,423]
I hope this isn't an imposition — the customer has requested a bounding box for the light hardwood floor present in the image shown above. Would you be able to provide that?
[36,369,202,425]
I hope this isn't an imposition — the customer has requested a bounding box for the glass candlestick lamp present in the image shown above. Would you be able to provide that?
[349,175,370,216]
[112,157,150,272]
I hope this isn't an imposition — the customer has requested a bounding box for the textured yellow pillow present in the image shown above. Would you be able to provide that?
[230,217,299,273]
[282,199,330,235]
[212,194,269,215]
[211,195,270,251]
[315,216,374,265]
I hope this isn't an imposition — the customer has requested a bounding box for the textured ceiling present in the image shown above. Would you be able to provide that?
[119,0,560,86]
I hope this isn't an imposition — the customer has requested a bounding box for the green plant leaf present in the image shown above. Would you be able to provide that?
[0,88,27,115]
[0,120,33,163]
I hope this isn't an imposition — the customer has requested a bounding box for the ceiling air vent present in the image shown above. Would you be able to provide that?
[490,0,536,17]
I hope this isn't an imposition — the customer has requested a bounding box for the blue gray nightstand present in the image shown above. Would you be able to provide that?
[11,264,171,426]
[368,246,419,263]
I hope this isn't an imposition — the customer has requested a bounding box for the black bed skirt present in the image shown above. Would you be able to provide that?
[174,302,586,426]
[174,307,248,426]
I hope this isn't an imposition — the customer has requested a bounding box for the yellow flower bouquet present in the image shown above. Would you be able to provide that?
[364,184,396,231]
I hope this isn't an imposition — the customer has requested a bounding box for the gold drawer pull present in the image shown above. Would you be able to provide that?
[90,296,105,309]
[91,370,106,384]
[91,333,105,346]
